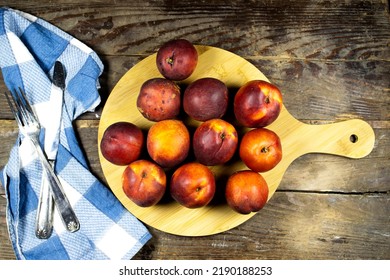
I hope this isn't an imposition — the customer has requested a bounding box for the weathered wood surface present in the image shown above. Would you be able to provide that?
[0,0,389,259]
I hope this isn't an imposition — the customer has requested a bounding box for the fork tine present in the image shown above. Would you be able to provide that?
[12,88,30,125]
[10,89,27,124]
[17,87,38,123]
[4,91,24,128]
[9,87,38,128]
[12,88,29,125]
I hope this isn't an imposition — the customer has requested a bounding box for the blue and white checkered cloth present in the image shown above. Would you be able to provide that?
[0,7,151,260]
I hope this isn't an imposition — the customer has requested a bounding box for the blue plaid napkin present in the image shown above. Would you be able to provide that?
[0,7,151,260]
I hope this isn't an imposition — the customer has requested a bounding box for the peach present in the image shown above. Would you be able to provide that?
[100,121,144,166]
[183,77,228,121]
[147,120,190,168]
[137,78,181,121]
[239,128,282,172]
[225,170,269,214]
[122,159,166,207]
[170,162,216,208]
[234,80,283,128]
[193,119,238,166]
[156,39,198,81]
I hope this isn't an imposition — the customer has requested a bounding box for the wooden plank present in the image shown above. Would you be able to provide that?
[256,59,390,122]
[2,119,388,194]
[1,191,389,260]
[0,1,388,122]
[126,191,390,260]
[0,121,18,171]
[4,0,390,60]
[0,195,15,260]
[1,58,389,121]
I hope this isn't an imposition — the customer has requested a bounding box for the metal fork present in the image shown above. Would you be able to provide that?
[5,87,80,234]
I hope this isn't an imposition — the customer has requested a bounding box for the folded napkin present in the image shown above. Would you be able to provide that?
[0,7,151,260]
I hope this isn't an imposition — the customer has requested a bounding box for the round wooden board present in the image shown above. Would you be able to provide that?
[98,45,375,236]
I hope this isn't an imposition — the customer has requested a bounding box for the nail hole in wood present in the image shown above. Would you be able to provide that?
[350,134,358,143]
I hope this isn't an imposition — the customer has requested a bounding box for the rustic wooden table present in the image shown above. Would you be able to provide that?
[0,0,389,260]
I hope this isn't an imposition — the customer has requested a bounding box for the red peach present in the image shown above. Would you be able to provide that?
[137,78,181,121]
[239,128,282,172]
[122,159,166,207]
[100,122,144,166]
[183,77,228,121]
[193,119,238,166]
[234,80,283,128]
[225,170,269,214]
[156,39,198,81]
[170,162,216,208]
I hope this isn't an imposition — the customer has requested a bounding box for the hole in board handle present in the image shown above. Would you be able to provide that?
[350,134,358,143]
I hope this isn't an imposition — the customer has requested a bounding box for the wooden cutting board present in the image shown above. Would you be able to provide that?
[97,45,375,236]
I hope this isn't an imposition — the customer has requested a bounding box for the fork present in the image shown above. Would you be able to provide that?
[5,87,80,234]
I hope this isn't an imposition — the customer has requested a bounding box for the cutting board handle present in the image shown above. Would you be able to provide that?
[297,118,375,159]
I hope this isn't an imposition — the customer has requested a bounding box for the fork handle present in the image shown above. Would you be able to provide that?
[31,139,80,232]
[35,166,54,239]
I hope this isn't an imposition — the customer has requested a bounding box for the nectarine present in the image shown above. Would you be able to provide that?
[183,77,228,121]
[137,78,181,121]
[193,119,238,166]
[147,120,190,168]
[234,80,283,128]
[225,170,269,214]
[156,39,198,81]
[170,162,216,208]
[100,122,144,166]
[239,128,282,172]
[122,159,166,207]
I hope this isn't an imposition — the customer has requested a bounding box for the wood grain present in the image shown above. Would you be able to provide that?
[1,0,389,121]
[4,0,389,60]
[133,191,390,260]
[1,190,387,260]
[1,120,389,259]
[98,45,376,236]
[0,0,389,259]
[2,58,389,121]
